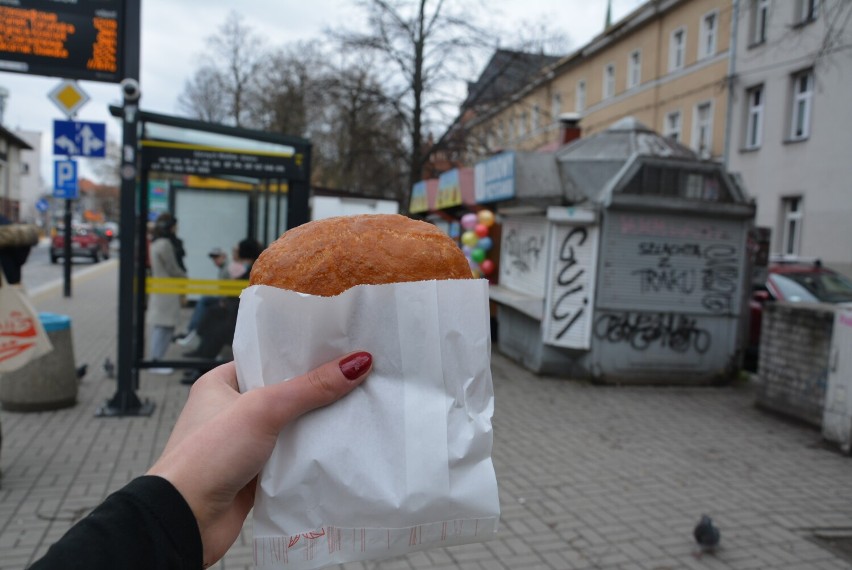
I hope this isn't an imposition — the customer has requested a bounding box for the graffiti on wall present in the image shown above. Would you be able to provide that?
[593,311,712,354]
[544,224,598,349]
[599,213,744,315]
[499,218,548,298]
[632,241,739,312]
[503,227,545,274]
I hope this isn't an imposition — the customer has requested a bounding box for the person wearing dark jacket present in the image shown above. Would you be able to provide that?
[30,351,374,569]
[0,214,33,284]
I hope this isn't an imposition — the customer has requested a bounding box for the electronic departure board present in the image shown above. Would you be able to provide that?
[0,0,125,83]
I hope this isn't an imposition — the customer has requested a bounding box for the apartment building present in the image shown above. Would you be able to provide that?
[462,0,731,162]
[726,0,852,277]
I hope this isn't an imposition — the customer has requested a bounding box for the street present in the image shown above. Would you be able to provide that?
[22,239,118,296]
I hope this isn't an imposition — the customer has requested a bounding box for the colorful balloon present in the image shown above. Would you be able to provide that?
[477,210,495,227]
[461,230,478,247]
[478,237,493,251]
[461,213,478,230]
[471,248,486,263]
[462,245,472,256]
[480,259,495,276]
[474,224,489,238]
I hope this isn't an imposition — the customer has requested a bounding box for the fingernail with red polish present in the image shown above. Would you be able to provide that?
[340,352,372,380]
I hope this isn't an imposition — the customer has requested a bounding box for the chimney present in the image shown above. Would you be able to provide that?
[558,112,582,145]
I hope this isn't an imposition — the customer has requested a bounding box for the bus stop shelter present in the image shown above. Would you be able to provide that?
[102,108,311,416]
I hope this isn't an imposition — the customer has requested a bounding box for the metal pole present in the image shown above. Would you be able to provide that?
[97,0,152,417]
[723,0,740,167]
[62,199,72,297]
[263,179,271,245]
[275,177,282,238]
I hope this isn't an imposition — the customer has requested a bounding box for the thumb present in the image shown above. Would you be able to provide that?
[250,351,373,433]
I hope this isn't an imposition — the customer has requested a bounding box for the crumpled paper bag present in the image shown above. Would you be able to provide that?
[233,278,500,570]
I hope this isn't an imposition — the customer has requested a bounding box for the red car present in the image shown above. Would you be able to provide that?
[747,259,852,369]
[51,225,111,263]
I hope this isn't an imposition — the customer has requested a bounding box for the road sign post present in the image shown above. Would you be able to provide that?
[54,159,78,297]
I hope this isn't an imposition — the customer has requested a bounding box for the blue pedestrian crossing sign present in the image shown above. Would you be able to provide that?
[54,160,79,199]
[53,120,107,158]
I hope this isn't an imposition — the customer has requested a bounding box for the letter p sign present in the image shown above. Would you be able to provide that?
[54,160,78,200]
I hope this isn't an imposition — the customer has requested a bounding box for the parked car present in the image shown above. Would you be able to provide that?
[746,259,852,369]
[50,224,111,263]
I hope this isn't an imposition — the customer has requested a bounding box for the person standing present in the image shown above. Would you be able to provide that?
[0,214,35,286]
[147,213,186,374]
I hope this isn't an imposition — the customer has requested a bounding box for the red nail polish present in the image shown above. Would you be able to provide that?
[340,352,372,380]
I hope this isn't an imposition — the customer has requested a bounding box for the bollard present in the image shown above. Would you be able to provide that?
[0,313,78,412]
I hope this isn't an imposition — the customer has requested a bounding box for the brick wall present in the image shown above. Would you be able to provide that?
[754,302,835,426]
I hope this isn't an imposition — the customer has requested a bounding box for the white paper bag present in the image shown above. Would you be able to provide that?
[233,279,499,570]
[0,275,53,372]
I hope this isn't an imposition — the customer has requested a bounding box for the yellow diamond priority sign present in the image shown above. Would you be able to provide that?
[48,80,90,118]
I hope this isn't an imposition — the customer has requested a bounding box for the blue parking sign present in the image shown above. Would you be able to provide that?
[54,160,78,199]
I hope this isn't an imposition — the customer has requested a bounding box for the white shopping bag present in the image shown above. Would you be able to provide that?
[0,274,53,372]
[233,279,499,570]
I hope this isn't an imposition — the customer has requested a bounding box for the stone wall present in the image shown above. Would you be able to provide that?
[754,302,835,426]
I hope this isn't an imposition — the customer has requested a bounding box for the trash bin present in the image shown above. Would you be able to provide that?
[0,313,77,412]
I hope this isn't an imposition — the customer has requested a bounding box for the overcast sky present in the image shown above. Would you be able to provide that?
[0,0,644,183]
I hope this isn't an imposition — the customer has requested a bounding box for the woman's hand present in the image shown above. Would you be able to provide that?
[147,352,373,566]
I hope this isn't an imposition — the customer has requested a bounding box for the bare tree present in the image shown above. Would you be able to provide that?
[332,0,491,193]
[178,11,265,126]
[178,65,229,123]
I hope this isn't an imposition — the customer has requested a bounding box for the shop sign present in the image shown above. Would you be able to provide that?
[437,169,462,209]
[410,181,428,214]
[474,152,515,203]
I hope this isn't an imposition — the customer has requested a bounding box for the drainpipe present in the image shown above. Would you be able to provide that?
[723,0,740,167]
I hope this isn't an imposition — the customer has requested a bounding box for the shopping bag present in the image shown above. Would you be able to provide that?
[0,274,53,372]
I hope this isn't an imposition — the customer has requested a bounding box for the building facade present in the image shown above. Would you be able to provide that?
[726,0,852,277]
[0,125,33,221]
[462,0,731,163]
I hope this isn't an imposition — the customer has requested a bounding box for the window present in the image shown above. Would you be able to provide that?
[700,11,718,59]
[627,50,641,88]
[576,80,586,112]
[751,0,769,44]
[532,105,540,133]
[664,111,682,142]
[790,69,813,140]
[551,92,562,120]
[796,0,819,24]
[781,197,803,255]
[603,63,615,99]
[669,27,686,71]
[518,113,527,137]
[745,85,764,149]
[497,121,505,145]
[508,118,515,141]
[21,162,30,175]
[692,101,714,158]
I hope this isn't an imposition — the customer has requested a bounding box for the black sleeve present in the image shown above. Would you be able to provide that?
[30,476,203,570]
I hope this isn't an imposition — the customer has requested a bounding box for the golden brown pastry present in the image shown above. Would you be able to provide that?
[250,214,471,296]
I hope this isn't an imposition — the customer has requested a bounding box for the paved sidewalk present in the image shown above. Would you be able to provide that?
[1,262,852,569]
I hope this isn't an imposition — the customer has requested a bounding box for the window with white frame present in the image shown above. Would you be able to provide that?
[692,101,713,157]
[669,27,686,71]
[745,84,764,149]
[781,196,803,255]
[790,69,813,140]
[796,0,819,24]
[751,0,769,44]
[576,80,586,112]
[532,105,540,133]
[628,50,641,89]
[518,113,527,137]
[664,110,682,142]
[700,11,718,59]
[508,118,515,142]
[603,63,615,99]
[551,92,562,120]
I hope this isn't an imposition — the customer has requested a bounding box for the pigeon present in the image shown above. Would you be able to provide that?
[693,515,720,554]
[103,358,115,379]
[76,364,88,380]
